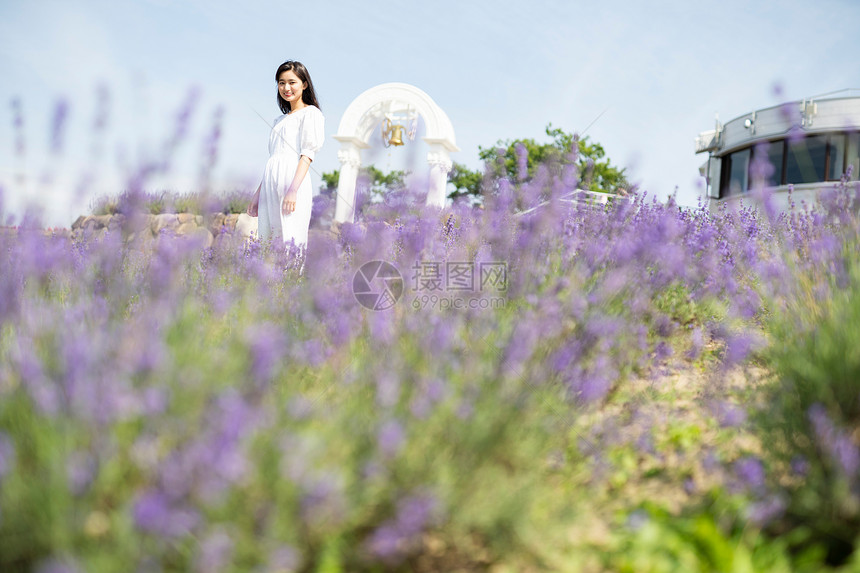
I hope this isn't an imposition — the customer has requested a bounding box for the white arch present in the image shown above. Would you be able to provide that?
[332,83,459,223]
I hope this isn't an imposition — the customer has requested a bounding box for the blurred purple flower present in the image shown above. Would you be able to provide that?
[194,529,234,573]
[378,419,405,457]
[712,400,747,428]
[376,371,401,409]
[686,327,704,361]
[297,338,327,367]
[142,386,169,416]
[790,455,809,478]
[734,456,766,493]
[66,451,97,496]
[809,403,860,478]
[515,142,528,181]
[747,494,787,526]
[300,471,346,526]
[34,556,82,573]
[133,489,199,538]
[367,493,438,563]
[626,509,649,531]
[245,323,287,383]
[266,546,301,573]
[93,83,110,132]
[367,523,403,562]
[11,97,25,156]
[722,332,760,367]
[50,98,69,154]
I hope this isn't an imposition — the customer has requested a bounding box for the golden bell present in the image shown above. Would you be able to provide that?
[388,124,405,146]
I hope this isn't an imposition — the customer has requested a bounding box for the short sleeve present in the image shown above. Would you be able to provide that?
[299,107,325,162]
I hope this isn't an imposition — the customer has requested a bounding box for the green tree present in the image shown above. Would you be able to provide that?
[447,123,628,202]
[319,166,408,201]
[447,162,485,203]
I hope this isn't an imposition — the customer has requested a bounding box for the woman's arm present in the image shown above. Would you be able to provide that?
[247,181,262,216]
[281,155,312,214]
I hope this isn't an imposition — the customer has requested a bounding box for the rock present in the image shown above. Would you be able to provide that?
[194,215,203,226]
[234,213,258,239]
[207,212,227,234]
[107,214,126,231]
[71,215,87,230]
[177,213,195,224]
[86,228,107,242]
[125,213,154,235]
[152,214,179,234]
[176,221,198,236]
[224,214,239,230]
[127,231,154,252]
[186,227,214,249]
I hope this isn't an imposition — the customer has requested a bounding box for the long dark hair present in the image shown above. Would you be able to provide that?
[275,60,321,114]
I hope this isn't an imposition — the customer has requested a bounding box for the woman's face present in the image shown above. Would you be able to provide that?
[278,70,306,107]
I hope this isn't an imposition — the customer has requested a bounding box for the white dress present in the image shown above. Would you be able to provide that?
[257,105,325,250]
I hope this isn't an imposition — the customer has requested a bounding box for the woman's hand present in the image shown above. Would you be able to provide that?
[247,185,260,217]
[282,188,298,215]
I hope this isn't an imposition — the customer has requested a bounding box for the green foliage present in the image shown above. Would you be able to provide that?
[320,170,340,195]
[602,502,795,573]
[754,236,860,566]
[447,162,484,203]
[319,166,408,202]
[479,123,628,193]
[88,190,252,216]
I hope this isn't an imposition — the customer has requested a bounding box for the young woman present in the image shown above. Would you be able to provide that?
[247,60,325,254]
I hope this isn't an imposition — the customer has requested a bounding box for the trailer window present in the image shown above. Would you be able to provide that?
[785,135,827,184]
[828,134,846,181]
[723,148,751,196]
[845,133,859,181]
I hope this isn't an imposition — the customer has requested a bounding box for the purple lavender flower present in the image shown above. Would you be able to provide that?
[66,451,97,496]
[790,455,809,477]
[746,494,787,526]
[377,419,405,457]
[722,332,759,367]
[712,400,747,428]
[626,509,649,531]
[50,98,69,154]
[300,471,346,526]
[266,546,301,573]
[133,489,199,538]
[194,529,234,573]
[809,404,860,478]
[245,322,287,383]
[367,523,404,562]
[515,142,529,181]
[10,97,25,156]
[686,327,704,361]
[34,556,82,573]
[366,493,438,563]
[734,456,766,493]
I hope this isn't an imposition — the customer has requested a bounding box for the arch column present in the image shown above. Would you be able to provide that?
[333,139,365,224]
[426,143,453,209]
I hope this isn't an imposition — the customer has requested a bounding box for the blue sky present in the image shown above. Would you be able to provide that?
[2,0,859,227]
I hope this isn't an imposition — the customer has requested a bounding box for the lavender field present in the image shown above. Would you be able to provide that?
[2,156,860,572]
